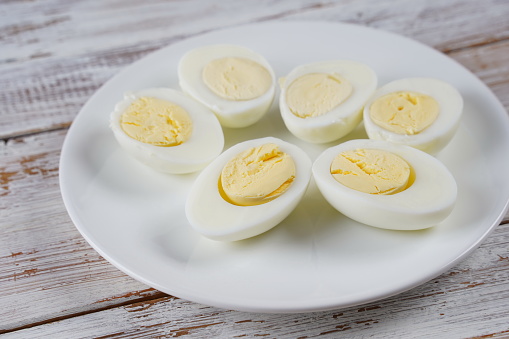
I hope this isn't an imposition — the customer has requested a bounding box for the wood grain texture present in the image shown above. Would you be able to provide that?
[2,222,508,338]
[2,0,507,64]
[1,0,509,139]
[0,130,165,331]
[449,39,509,110]
[282,0,509,52]
[1,0,509,337]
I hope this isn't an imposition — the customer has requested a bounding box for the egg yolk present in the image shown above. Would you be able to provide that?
[219,143,296,206]
[120,97,192,147]
[286,73,352,118]
[370,91,439,135]
[202,57,272,101]
[330,148,411,195]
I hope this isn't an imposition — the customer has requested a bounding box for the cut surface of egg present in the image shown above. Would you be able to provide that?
[313,139,457,230]
[178,44,276,128]
[186,137,312,241]
[110,88,224,174]
[363,78,463,154]
[279,60,377,143]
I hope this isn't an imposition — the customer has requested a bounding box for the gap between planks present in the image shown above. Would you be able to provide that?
[0,124,71,144]
[441,34,509,54]
[0,291,170,335]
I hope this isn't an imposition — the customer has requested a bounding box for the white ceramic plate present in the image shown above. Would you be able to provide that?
[60,21,509,313]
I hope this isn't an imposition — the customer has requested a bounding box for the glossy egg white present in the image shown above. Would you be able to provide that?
[312,139,457,230]
[363,78,463,154]
[279,60,377,143]
[186,137,312,241]
[178,44,276,128]
[110,88,224,174]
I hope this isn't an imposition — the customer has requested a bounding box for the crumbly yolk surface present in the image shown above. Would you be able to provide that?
[370,91,439,135]
[220,143,296,206]
[330,148,411,195]
[120,97,192,146]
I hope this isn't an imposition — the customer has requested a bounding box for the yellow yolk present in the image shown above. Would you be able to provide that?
[202,57,272,101]
[369,91,439,135]
[286,73,353,118]
[120,97,192,146]
[220,143,296,206]
[330,149,411,195]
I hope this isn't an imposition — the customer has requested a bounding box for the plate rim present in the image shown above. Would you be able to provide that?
[59,20,509,313]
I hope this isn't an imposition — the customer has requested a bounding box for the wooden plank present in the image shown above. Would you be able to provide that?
[0,0,330,64]
[281,0,509,53]
[1,0,507,64]
[0,46,147,139]
[2,223,508,338]
[1,0,509,138]
[0,129,166,331]
[449,39,509,111]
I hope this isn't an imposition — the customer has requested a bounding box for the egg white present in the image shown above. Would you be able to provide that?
[185,137,312,241]
[178,44,276,128]
[312,139,457,230]
[279,60,377,143]
[363,77,463,154]
[110,88,224,174]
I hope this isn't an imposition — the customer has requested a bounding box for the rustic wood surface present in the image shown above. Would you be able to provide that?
[1,0,508,337]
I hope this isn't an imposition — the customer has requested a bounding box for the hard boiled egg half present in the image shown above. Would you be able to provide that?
[312,139,457,230]
[363,78,463,154]
[110,88,224,174]
[178,44,276,128]
[186,137,312,241]
[279,60,377,143]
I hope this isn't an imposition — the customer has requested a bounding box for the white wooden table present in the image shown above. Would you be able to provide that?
[1,0,508,337]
